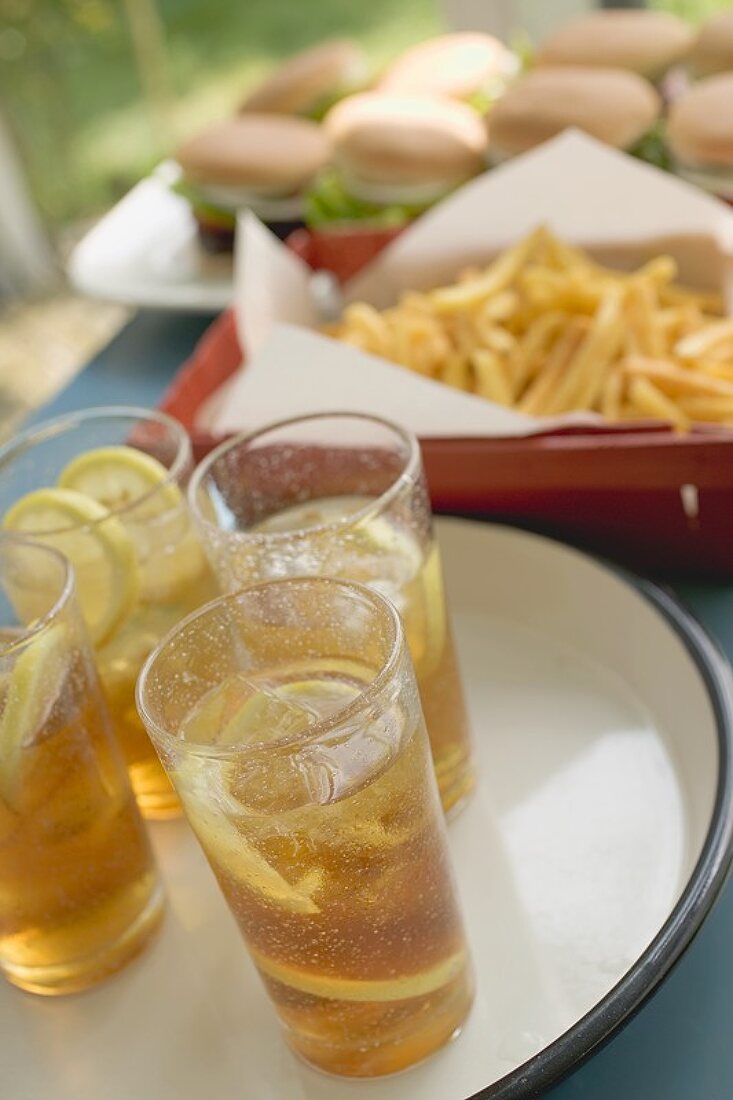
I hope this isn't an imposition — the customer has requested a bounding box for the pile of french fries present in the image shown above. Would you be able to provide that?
[326,227,733,429]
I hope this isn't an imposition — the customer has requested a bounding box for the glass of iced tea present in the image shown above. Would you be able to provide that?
[137,576,473,1076]
[0,407,219,817]
[188,412,474,816]
[0,534,163,995]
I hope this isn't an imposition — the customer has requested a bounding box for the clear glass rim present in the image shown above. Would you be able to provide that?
[0,406,192,536]
[188,411,422,544]
[136,575,404,760]
[0,533,74,657]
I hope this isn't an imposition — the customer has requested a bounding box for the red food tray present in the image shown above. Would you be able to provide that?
[160,232,733,580]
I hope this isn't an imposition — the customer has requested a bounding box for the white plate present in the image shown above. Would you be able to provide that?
[3,519,732,1099]
[67,163,233,313]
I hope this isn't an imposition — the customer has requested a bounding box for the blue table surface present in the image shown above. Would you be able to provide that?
[30,310,733,1099]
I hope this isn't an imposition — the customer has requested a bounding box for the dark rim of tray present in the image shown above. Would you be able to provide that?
[462,525,733,1100]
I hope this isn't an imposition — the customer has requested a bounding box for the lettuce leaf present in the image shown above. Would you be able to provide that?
[305,169,433,228]
[629,120,672,173]
[170,179,236,228]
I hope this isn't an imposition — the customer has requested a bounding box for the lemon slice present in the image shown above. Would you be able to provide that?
[250,945,467,1002]
[3,488,139,646]
[59,445,207,605]
[0,623,69,807]
[355,516,447,679]
[58,446,182,518]
[182,786,321,915]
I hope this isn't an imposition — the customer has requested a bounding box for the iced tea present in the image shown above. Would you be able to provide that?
[138,577,473,1076]
[0,538,163,995]
[0,408,219,817]
[189,413,475,815]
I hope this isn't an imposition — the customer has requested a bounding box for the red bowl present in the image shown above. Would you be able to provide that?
[286,224,403,282]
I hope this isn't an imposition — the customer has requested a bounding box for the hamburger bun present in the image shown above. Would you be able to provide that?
[176,115,330,198]
[667,73,733,184]
[379,32,517,100]
[690,10,733,77]
[240,39,368,117]
[488,66,661,159]
[537,10,695,81]
[324,93,488,203]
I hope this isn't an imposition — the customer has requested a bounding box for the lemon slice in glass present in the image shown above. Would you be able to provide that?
[0,623,69,808]
[250,945,467,1002]
[3,488,139,646]
[59,445,206,604]
[180,782,321,915]
[58,445,182,518]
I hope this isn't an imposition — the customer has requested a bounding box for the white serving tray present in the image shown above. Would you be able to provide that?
[3,519,732,1099]
[67,163,233,313]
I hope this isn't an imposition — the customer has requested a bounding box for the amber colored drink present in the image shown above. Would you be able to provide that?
[96,556,218,815]
[0,538,163,996]
[251,497,474,815]
[137,577,474,1077]
[182,670,472,1075]
[189,414,475,818]
[0,408,219,819]
[0,690,162,994]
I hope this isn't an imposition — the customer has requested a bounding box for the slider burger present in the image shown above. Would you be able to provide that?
[667,74,733,199]
[488,66,661,163]
[536,9,695,83]
[174,115,330,251]
[689,10,733,77]
[378,32,518,112]
[239,39,369,120]
[308,93,488,229]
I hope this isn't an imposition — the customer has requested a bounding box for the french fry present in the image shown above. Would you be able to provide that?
[428,228,543,313]
[518,319,588,416]
[546,290,625,413]
[626,279,665,358]
[657,305,703,345]
[631,255,677,289]
[397,291,432,313]
[627,376,689,430]
[699,361,733,383]
[543,231,593,273]
[659,285,725,314]
[678,395,733,422]
[675,318,733,360]
[440,353,473,392]
[600,369,624,421]
[623,357,733,399]
[341,303,390,356]
[478,325,517,357]
[518,269,601,314]
[477,291,519,323]
[507,310,567,391]
[472,349,513,406]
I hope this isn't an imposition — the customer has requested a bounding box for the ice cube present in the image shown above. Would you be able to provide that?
[217,682,318,747]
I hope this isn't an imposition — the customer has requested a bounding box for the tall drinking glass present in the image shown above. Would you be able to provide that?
[137,576,474,1077]
[188,412,474,816]
[0,407,219,817]
[0,535,163,995]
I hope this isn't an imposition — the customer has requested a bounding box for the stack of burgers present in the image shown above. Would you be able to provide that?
[173,33,515,252]
[487,9,692,169]
[172,8,733,258]
[481,6,733,203]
